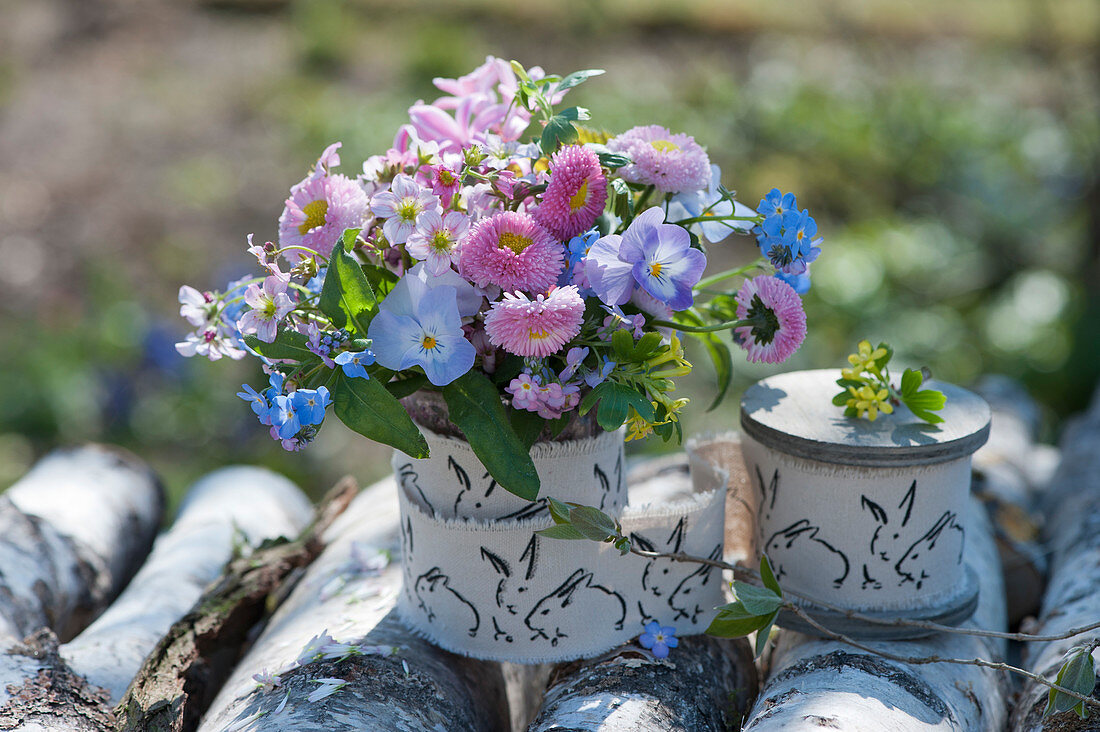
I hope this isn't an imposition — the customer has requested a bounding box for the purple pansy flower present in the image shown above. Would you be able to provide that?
[585,207,705,311]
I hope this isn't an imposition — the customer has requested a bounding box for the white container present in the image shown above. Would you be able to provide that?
[739,369,991,638]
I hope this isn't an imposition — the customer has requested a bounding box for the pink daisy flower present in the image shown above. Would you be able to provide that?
[733,276,807,364]
[459,212,563,294]
[608,125,711,194]
[406,210,470,276]
[278,147,369,261]
[484,286,584,358]
[534,145,608,241]
[370,174,442,245]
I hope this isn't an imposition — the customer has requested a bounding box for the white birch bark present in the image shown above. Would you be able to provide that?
[197,476,511,732]
[60,466,312,705]
[742,495,1008,731]
[0,444,163,645]
[1009,387,1100,730]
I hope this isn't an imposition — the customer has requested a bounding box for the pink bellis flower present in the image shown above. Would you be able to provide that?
[237,276,295,343]
[367,273,475,386]
[459,211,563,294]
[733,275,807,364]
[585,207,705,312]
[483,286,585,358]
[608,125,710,194]
[533,145,608,241]
[277,143,369,261]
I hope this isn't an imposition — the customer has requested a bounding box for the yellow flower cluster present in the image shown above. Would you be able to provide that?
[842,340,888,381]
[845,384,894,422]
[625,397,690,442]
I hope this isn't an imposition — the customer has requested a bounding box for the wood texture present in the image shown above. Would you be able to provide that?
[0,445,164,645]
[196,476,510,732]
[61,466,313,705]
[1009,386,1100,731]
[115,477,358,732]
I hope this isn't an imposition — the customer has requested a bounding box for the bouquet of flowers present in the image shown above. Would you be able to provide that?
[177,58,822,501]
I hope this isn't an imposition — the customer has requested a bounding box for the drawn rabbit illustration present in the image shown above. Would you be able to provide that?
[754,465,780,526]
[413,566,480,638]
[397,463,435,517]
[859,481,965,591]
[763,519,850,589]
[632,518,717,623]
[592,452,624,510]
[668,543,723,625]
[525,569,626,646]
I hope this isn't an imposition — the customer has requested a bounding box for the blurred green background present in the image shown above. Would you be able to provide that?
[1,0,1097,508]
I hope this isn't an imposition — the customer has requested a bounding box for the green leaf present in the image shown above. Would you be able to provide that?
[754,613,778,657]
[591,382,655,431]
[546,497,572,523]
[873,342,893,371]
[541,114,579,155]
[557,106,591,122]
[510,407,545,451]
[706,602,774,638]
[833,391,852,407]
[597,151,632,169]
[331,372,428,458]
[441,370,539,501]
[611,328,635,361]
[537,524,588,541]
[568,505,619,542]
[836,378,865,389]
[361,263,399,300]
[555,68,605,93]
[633,332,663,360]
[733,581,783,616]
[244,330,315,362]
[319,228,377,336]
[1045,650,1096,718]
[900,367,922,398]
[760,555,783,597]
[384,373,428,400]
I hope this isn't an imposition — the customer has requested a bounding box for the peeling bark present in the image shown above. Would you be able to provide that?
[0,445,164,644]
[197,476,510,732]
[1009,387,1100,731]
[115,477,358,732]
[61,466,313,706]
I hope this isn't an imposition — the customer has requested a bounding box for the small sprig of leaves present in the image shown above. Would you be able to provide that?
[705,556,783,657]
[537,497,632,555]
[510,61,605,155]
[1045,644,1099,720]
[833,340,946,424]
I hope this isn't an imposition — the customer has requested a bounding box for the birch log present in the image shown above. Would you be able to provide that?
[0,445,163,644]
[1009,386,1100,731]
[197,475,511,732]
[61,466,313,705]
[741,495,1008,731]
[525,456,759,732]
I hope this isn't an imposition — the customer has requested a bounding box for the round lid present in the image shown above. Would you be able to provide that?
[739,369,991,467]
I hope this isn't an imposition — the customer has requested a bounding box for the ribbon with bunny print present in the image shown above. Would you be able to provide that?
[393,427,726,663]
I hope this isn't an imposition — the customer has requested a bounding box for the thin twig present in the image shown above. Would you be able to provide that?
[785,603,1100,713]
[629,546,1100,645]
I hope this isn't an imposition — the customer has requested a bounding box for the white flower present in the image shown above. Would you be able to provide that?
[307,677,347,703]
[296,630,336,666]
[252,669,282,692]
[320,641,359,662]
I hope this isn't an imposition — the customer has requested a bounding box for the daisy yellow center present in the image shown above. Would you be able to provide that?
[650,139,680,153]
[649,262,663,278]
[438,170,455,185]
[528,329,550,340]
[569,180,590,212]
[430,229,453,252]
[298,200,328,234]
[397,197,420,222]
[498,232,533,254]
[421,335,437,350]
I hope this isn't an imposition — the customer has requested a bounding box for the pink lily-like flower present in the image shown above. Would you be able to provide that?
[238,276,295,343]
